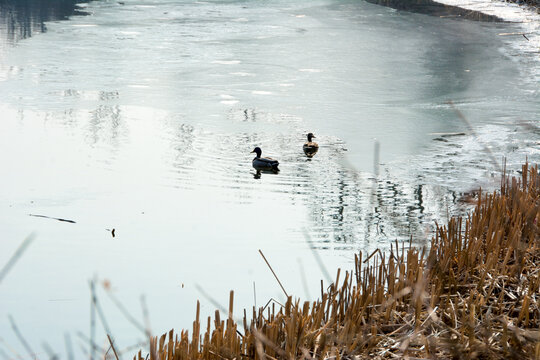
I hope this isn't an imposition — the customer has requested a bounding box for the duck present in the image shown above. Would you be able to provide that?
[303,133,319,157]
[251,147,279,171]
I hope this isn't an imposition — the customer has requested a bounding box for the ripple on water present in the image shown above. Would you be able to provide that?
[159,125,447,249]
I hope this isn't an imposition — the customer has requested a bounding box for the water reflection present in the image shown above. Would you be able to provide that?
[303,166,464,251]
[159,126,468,250]
[169,123,197,189]
[88,105,123,148]
[252,168,281,179]
[0,0,89,46]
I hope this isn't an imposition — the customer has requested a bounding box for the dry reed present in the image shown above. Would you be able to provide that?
[135,163,539,359]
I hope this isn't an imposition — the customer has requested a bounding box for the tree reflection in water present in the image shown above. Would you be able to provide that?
[0,0,89,45]
[164,128,471,252]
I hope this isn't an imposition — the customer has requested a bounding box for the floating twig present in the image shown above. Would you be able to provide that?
[28,214,76,223]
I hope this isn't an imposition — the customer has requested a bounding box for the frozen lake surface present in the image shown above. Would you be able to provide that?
[0,0,538,357]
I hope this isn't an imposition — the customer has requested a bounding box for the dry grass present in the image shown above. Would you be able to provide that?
[134,163,539,359]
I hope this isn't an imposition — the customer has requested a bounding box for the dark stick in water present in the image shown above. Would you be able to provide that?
[28,214,76,223]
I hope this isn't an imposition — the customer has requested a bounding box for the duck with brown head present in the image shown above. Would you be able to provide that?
[303,133,319,157]
[251,147,279,171]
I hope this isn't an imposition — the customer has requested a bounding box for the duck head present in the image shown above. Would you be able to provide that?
[307,133,316,142]
[251,147,262,158]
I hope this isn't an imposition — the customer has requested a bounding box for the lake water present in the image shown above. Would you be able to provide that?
[0,0,538,357]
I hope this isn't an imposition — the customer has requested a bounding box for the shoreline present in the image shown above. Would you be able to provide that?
[366,0,540,54]
[434,0,540,20]
[433,0,540,82]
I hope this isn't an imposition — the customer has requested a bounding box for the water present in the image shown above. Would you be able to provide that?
[0,0,538,357]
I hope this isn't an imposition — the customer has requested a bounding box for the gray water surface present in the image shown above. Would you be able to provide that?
[0,0,538,356]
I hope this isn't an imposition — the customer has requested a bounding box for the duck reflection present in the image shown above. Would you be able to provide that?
[252,169,279,179]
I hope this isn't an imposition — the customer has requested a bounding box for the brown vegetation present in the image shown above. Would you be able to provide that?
[134,163,539,359]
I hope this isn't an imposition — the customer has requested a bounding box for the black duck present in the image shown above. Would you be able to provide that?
[251,147,279,171]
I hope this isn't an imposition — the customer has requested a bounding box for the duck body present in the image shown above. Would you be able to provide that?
[253,157,279,169]
[303,133,319,157]
[251,147,279,171]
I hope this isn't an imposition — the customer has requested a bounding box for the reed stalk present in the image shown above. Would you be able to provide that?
[135,163,539,359]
